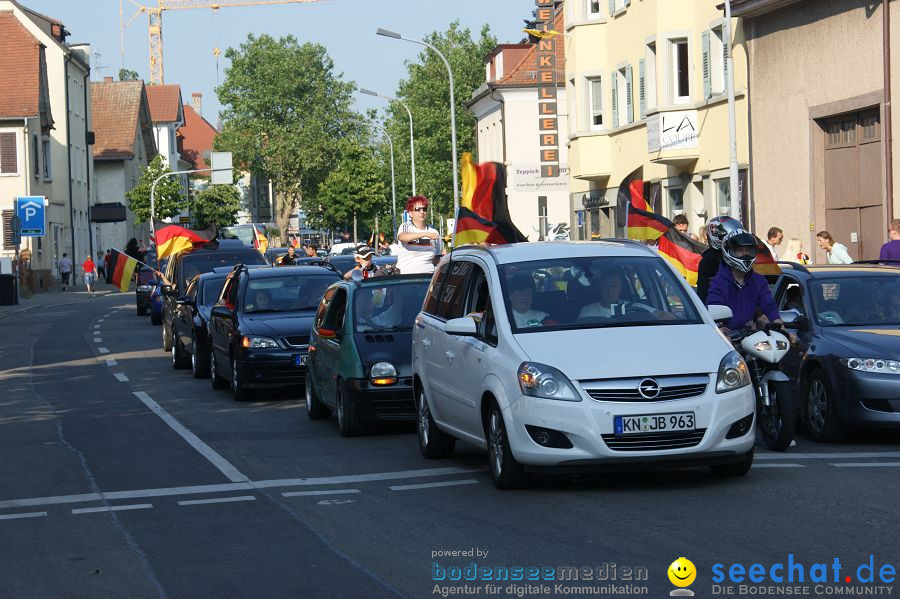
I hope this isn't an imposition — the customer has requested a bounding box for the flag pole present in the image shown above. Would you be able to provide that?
[624,189,631,240]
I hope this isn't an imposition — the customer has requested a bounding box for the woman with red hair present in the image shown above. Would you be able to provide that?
[396,195,439,274]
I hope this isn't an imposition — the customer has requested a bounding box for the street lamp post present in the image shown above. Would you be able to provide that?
[149,166,233,244]
[354,121,397,238]
[376,27,459,244]
[359,88,416,197]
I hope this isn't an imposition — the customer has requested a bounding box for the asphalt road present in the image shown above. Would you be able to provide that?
[0,292,898,599]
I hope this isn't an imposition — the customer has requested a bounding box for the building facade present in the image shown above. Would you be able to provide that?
[0,2,92,290]
[564,0,750,240]
[733,0,900,262]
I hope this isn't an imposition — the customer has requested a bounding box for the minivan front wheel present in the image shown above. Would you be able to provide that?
[487,403,525,490]
[417,387,455,459]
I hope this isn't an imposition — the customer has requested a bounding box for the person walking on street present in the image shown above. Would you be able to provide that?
[103,249,113,283]
[82,254,98,294]
[880,219,900,262]
[816,231,853,264]
[59,253,72,291]
[763,227,783,261]
[96,251,106,282]
[396,195,439,274]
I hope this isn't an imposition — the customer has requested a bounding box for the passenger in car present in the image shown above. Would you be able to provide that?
[507,275,550,328]
[248,289,272,312]
[578,268,673,320]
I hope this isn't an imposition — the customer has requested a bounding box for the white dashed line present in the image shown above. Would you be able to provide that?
[178,496,257,506]
[282,489,361,497]
[0,511,47,521]
[93,337,102,343]
[72,504,153,514]
[752,463,805,468]
[93,325,101,329]
[113,373,129,382]
[132,391,250,483]
[97,347,110,354]
[830,462,900,468]
[106,359,117,367]
[390,479,479,491]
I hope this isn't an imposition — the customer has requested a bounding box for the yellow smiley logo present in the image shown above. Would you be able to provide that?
[668,557,696,587]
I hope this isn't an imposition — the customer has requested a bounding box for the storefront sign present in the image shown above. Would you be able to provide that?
[535,0,559,178]
[512,165,570,192]
[647,110,699,152]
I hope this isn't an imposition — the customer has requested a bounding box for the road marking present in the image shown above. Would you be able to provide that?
[98,319,104,322]
[72,504,153,514]
[94,324,101,329]
[93,337,102,343]
[132,391,249,483]
[113,373,129,382]
[390,479,480,491]
[0,467,480,510]
[756,451,900,460]
[106,359,117,367]
[0,511,47,521]
[318,499,355,506]
[178,496,257,506]
[831,462,900,468]
[752,463,805,468]
[282,489,361,497]
[98,347,110,354]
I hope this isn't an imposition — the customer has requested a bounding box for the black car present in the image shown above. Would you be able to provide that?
[208,264,340,400]
[171,271,228,378]
[772,262,900,441]
[161,239,267,353]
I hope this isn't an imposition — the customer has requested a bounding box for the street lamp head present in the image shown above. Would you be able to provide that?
[376,27,401,39]
[358,88,378,97]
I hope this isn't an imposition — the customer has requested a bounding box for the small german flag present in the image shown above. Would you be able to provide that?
[753,236,782,276]
[455,153,528,246]
[657,229,707,287]
[253,224,268,255]
[154,221,216,260]
[109,249,138,293]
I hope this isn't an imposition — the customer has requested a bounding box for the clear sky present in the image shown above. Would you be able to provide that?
[21,0,535,122]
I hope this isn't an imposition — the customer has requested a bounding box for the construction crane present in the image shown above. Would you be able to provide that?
[126,0,321,85]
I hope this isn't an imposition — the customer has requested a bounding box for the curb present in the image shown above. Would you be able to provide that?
[0,290,117,321]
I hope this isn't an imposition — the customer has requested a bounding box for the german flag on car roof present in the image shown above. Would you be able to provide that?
[753,236,782,276]
[454,153,528,246]
[154,221,216,260]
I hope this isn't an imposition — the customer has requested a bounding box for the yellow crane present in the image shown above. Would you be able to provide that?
[126,0,321,85]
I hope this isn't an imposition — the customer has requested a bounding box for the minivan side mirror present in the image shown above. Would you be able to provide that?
[707,305,733,324]
[445,316,477,336]
[211,305,233,319]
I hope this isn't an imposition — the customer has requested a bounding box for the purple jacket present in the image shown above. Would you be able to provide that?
[880,240,900,262]
[706,262,780,329]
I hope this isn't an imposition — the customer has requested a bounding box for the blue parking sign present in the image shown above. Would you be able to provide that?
[16,196,45,236]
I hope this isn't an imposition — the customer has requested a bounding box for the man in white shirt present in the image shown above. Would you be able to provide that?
[396,196,439,274]
[507,274,549,328]
[763,226,783,261]
[578,268,671,320]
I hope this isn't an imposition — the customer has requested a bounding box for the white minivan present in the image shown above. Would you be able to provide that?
[412,241,755,489]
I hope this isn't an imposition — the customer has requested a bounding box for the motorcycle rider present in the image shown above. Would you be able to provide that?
[707,230,785,335]
[697,216,743,304]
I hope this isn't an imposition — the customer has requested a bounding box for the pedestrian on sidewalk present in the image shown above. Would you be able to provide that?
[879,219,900,262]
[816,231,854,264]
[763,227,783,261]
[96,251,106,282]
[82,254,98,294]
[104,249,113,283]
[59,253,72,291]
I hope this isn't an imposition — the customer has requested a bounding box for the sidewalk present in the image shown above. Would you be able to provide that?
[0,284,118,320]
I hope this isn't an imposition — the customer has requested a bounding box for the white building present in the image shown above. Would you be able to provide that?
[146,84,192,223]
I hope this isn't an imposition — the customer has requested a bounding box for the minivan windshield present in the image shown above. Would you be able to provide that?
[181,251,266,289]
[499,256,703,333]
[354,281,430,333]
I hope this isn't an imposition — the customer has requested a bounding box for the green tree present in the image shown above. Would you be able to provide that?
[192,185,242,229]
[312,137,389,233]
[382,21,497,221]
[126,155,184,222]
[118,68,140,81]
[215,34,355,234]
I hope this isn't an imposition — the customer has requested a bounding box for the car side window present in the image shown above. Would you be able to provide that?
[422,262,447,316]
[435,261,474,320]
[465,267,498,345]
[778,279,806,316]
[315,287,337,329]
[322,288,347,338]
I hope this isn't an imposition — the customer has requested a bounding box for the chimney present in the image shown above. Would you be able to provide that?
[104,76,113,83]
[192,92,202,117]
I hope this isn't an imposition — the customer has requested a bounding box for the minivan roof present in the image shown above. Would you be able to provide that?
[450,240,656,264]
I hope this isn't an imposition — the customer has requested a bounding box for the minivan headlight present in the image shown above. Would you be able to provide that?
[517,362,581,401]
[716,351,751,393]
[370,361,398,385]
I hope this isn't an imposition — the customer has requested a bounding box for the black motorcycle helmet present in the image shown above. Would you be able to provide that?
[722,231,758,273]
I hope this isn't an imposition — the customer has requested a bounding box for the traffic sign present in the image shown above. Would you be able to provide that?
[15,196,45,237]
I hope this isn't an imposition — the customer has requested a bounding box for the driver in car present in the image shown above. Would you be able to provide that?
[248,289,272,312]
[578,268,673,320]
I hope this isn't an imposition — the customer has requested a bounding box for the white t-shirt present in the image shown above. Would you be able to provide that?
[763,240,779,261]
[512,308,549,328]
[578,301,653,320]
[396,222,438,274]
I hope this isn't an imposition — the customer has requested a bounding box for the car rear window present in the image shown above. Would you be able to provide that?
[181,251,266,288]
[354,281,429,333]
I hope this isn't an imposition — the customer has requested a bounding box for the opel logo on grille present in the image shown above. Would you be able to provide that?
[637,378,661,399]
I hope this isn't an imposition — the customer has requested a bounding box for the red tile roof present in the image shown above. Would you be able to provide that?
[0,10,41,119]
[498,9,566,87]
[178,104,217,172]
[91,80,147,160]
[146,84,182,123]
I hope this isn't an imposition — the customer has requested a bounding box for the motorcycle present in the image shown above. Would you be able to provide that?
[729,324,796,451]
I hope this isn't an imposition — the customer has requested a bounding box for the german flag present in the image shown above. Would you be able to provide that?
[109,249,138,293]
[154,221,216,260]
[615,168,670,240]
[753,236,782,276]
[657,229,707,287]
[455,153,528,246]
[253,224,268,254]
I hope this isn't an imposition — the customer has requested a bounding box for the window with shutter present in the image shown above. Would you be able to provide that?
[32,134,39,178]
[608,0,615,15]
[2,210,14,250]
[702,30,711,100]
[611,72,618,128]
[639,59,646,120]
[645,42,657,111]
[588,77,603,128]
[0,132,18,175]
[625,65,634,124]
